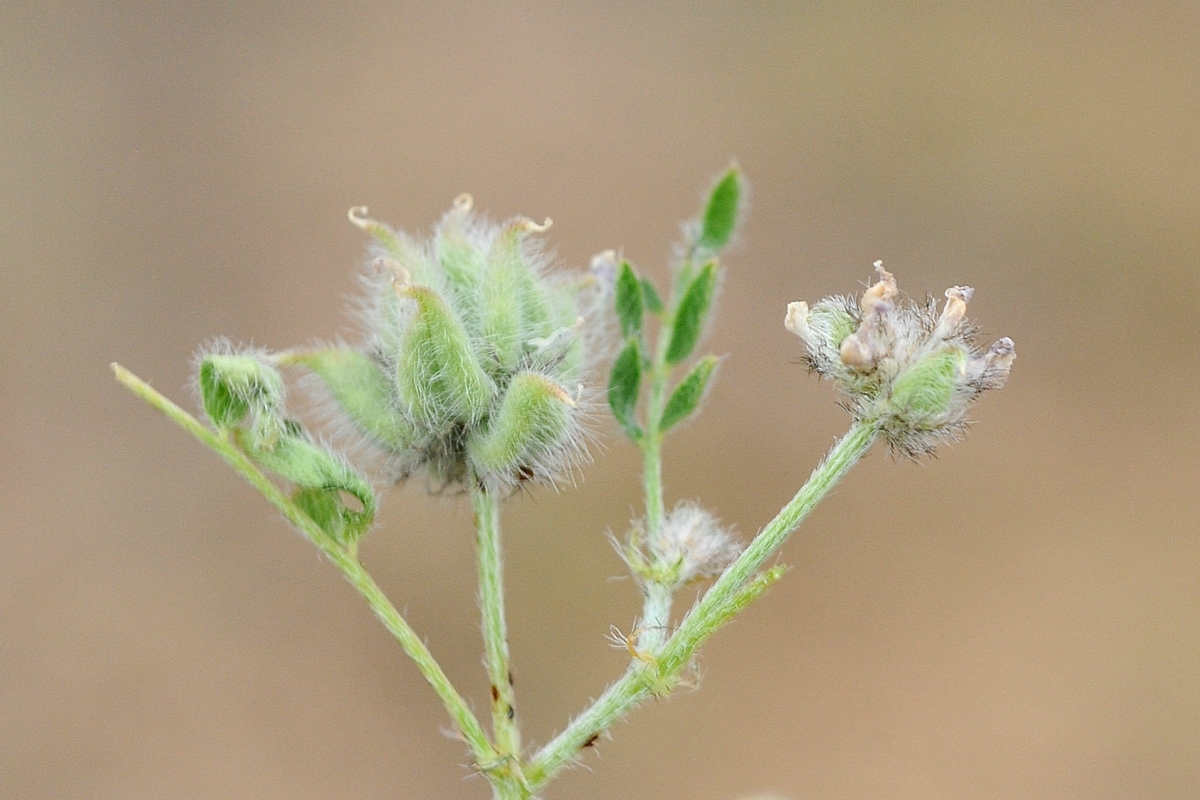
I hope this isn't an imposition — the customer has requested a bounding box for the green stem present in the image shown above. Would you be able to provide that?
[641,352,670,535]
[658,420,878,674]
[113,363,496,767]
[638,582,674,649]
[471,483,523,777]
[525,420,879,793]
[636,288,678,653]
[524,664,651,790]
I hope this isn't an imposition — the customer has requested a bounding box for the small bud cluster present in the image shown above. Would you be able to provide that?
[786,262,1015,456]
[297,198,602,493]
[617,503,741,591]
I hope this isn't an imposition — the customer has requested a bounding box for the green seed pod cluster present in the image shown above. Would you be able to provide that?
[785,262,1015,456]
[196,344,376,544]
[298,197,601,493]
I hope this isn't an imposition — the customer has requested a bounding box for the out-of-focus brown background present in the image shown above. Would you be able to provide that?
[4,3,1199,798]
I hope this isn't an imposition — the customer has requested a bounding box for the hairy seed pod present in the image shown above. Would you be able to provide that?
[394,284,495,430]
[287,348,417,452]
[467,372,579,491]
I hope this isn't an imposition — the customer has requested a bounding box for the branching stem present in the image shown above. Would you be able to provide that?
[112,364,496,768]
[526,419,879,792]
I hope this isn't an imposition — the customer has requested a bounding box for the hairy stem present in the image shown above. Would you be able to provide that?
[658,419,879,674]
[636,286,678,653]
[524,663,651,790]
[641,362,669,535]
[526,420,878,792]
[113,363,496,766]
[472,483,523,782]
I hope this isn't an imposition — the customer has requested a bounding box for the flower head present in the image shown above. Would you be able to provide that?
[786,262,1014,456]
[293,198,604,493]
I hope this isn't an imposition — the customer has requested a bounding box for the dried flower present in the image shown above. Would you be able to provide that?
[786,261,1014,456]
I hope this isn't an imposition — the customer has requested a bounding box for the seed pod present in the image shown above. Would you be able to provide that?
[467,372,578,491]
[394,284,495,429]
[888,345,967,428]
[436,195,488,301]
[287,348,417,452]
[245,428,366,500]
[341,197,600,490]
[478,219,555,373]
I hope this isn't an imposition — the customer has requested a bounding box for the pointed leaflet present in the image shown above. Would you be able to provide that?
[665,261,718,365]
[615,261,644,338]
[659,356,719,432]
[697,167,742,253]
[640,278,664,315]
[608,338,643,440]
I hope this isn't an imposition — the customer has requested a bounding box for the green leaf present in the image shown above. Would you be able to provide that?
[660,356,719,432]
[292,486,344,538]
[615,261,644,338]
[640,278,664,314]
[698,167,742,252]
[665,262,718,365]
[607,338,643,439]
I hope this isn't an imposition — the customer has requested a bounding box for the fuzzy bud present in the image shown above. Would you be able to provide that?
[284,348,417,452]
[240,424,376,544]
[786,262,1015,456]
[619,503,741,590]
[654,503,741,586]
[196,345,377,543]
[589,249,619,296]
[197,349,284,430]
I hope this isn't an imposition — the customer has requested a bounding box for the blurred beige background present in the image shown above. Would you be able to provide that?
[4,3,1199,798]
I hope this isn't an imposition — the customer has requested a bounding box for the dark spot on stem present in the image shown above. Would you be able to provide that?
[490,684,499,702]
[582,733,599,748]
